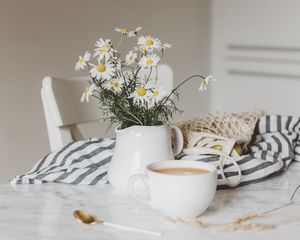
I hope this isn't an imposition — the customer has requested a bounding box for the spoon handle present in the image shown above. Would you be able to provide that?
[104,221,162,237]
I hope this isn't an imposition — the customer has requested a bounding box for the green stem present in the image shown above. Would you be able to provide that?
[131,66,142,89]
[146,67,152,83]
[119,115,141,126]
[134,66,141,79]
[92,93,101,101]
[155,66,158,84]
[290,184,300,201]
[115,101,143,125]
[116,35,124,50]
[122,65,134,71]
[159,74,205,108]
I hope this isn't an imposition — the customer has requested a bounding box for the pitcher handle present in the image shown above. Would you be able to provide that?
[128,174,152,207]
[171,126,184,157]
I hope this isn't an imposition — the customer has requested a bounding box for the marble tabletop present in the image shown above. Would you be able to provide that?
[1,162,300,240]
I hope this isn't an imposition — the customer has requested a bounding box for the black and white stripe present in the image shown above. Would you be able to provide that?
[10,115,300,188]
[11,138,115,185]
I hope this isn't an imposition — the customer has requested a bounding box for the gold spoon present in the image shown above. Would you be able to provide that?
[73,210,162,237]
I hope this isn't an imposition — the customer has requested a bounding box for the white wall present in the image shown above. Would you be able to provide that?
[0,0,211,183]
[211,0,300,115]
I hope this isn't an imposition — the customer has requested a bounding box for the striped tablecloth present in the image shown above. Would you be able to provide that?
[11,115,300,188]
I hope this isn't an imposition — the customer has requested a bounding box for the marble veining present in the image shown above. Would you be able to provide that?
[1,163,300,240]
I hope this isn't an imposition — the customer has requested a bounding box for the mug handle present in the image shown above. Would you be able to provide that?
[171,125,184,157]
[128,174,152,207]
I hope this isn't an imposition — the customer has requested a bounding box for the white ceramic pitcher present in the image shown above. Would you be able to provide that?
[108,125,183,192]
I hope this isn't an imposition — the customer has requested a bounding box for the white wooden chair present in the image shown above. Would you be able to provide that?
[41,64,174,152]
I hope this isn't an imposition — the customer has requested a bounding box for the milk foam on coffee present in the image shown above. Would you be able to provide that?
[152,167,209,175]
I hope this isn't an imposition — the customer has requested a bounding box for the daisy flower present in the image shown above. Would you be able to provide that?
[134,46,148,54]
[198,75,216,92]
[104,78,124,93]
[115,27,129,35]
[90,59,115,80]
[128,27,142,37]
[94,38,113,59]
[149,87,167,107]
[115,27,142,38]
[125,50,137,65]
[138,36,161,51]
[160,43,172,50]
[81,84,97,102]
[75,51,91,71]
[138,53,160,68]
[129,85,151,106]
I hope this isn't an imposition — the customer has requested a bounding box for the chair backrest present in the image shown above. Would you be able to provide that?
[41,64,174,151]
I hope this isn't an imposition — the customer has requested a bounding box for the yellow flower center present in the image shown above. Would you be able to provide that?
[121,28,129,33]
[96,64,106,73]
[153,90,159,97]
[136,86,146,96]
[79,56,85,64]
[113,82,119,88]
[146,39,154,46]
[129,56,134,60]
[104,44,110,49]
[138,47,147,53]
[98,49,107,53]
[204,78,210,84]
[84,87,89,95]
[98,44,110,53]
[146,59,153,65]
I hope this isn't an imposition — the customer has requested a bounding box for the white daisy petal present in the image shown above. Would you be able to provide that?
[128,31,135,37]
[138,36,161,51]
[148,86,167,107]
[198,75,216,92]
[161,43,172,50]
[135,27,142,32]
[116,26,142,37]
[104,78,124,93]
[94,38,113,59]
[89,59,115,80]
[129,85,151,107]
[81,84,97,102]
[115,27,129,35]
[134,46,148,54]
[198,81,207,92]
[83,51,91,61]
[125,50,137,65]
[80,93,85,103]
[115,27,122,33]
[128,26,143,37]
[75,51,90,71]
[206,75,216,83]
[138,53,160,68]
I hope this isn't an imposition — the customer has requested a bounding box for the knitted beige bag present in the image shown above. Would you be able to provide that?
[176,110,264,148]
[175,110,264,187]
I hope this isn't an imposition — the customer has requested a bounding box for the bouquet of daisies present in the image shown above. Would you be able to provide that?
[75,27,214,129]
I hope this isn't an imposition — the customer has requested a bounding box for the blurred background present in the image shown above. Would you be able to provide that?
[1,0,300,183]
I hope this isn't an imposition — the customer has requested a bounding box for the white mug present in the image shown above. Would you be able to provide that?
[128,160,217,220]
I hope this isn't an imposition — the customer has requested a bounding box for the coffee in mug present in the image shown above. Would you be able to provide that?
[128,160,217,220]
[152,167,209,175]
